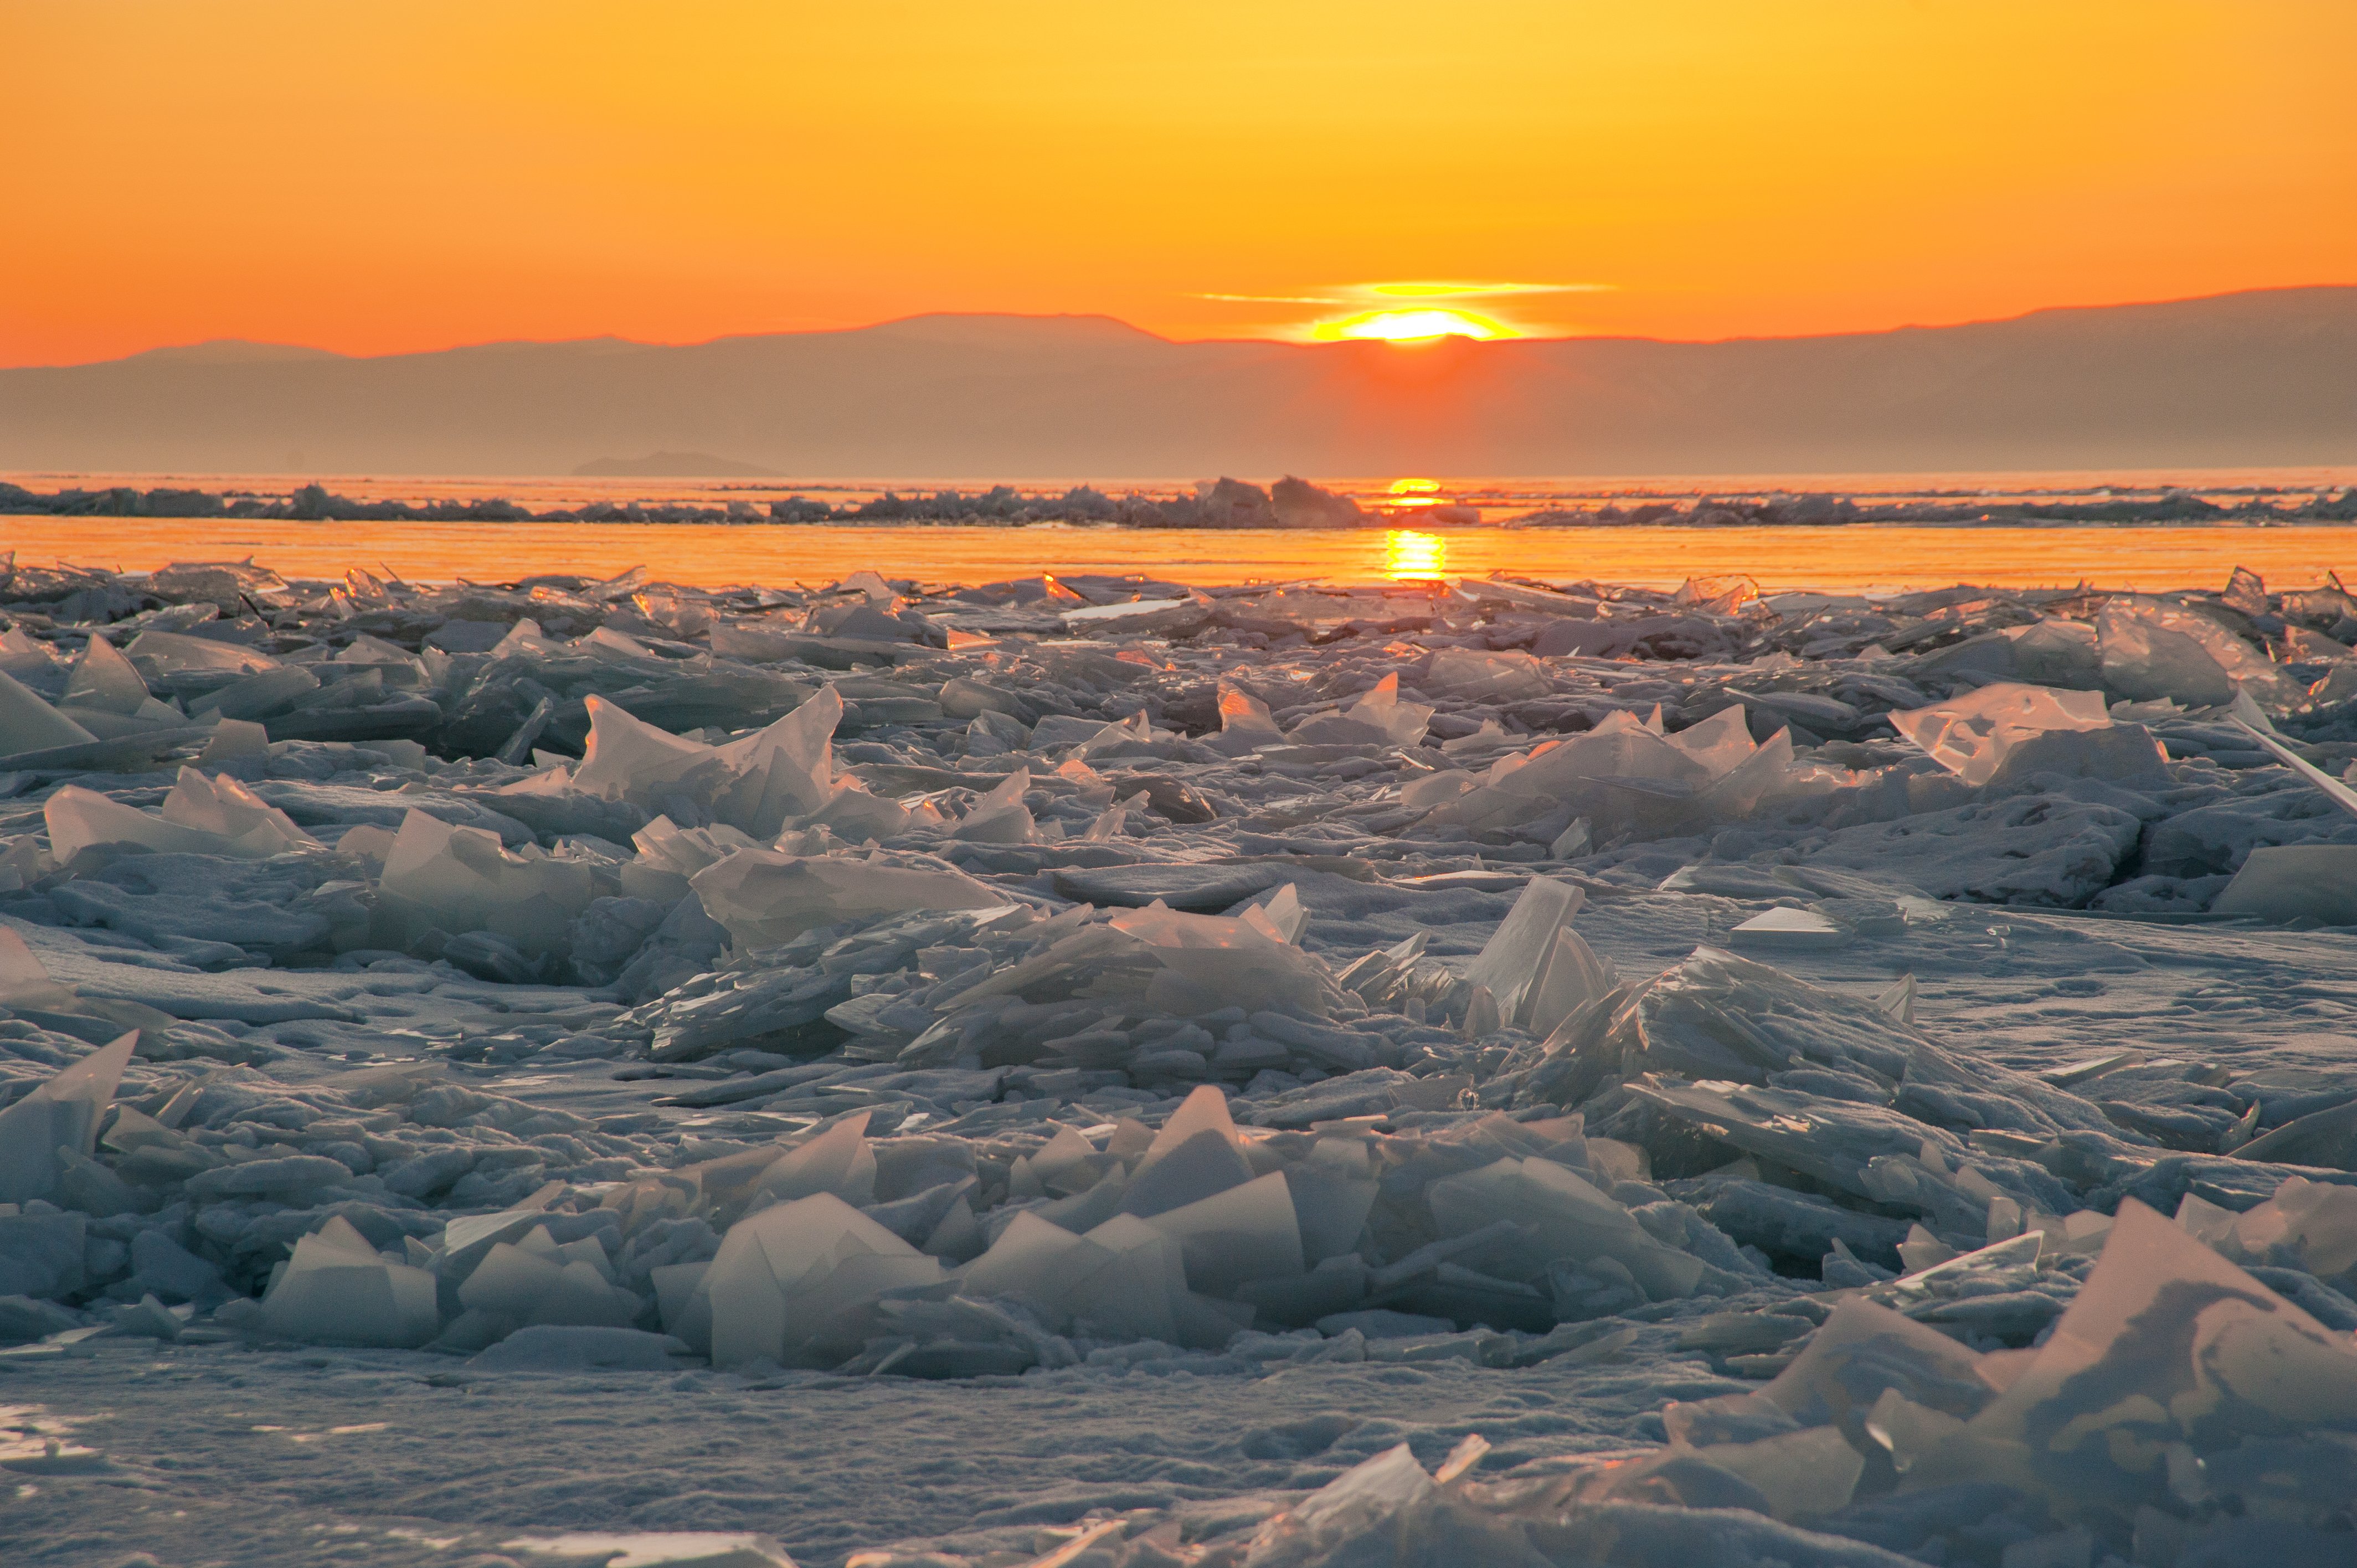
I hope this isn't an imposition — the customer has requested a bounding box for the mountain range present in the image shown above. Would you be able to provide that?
[3,287,2351,478]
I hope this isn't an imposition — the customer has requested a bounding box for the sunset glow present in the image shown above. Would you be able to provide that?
[2,1,2349,366]
[1314,309,1515,343]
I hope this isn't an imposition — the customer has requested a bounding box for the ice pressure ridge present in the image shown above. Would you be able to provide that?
[7,556,2357,1561]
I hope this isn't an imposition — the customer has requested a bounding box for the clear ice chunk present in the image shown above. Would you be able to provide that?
[1142,1169,1304,1297]
[698,1192,940,1368]
[1887,683,2109,787]
[0,1029,136,1205]
[2211,843,2357,924]
[1427,708,1762,840]
[456,1230,637,1328]
[569,694,716,803]
[752,1113,879,1207]
[45,786,236,862]
[2095,605,2237,708]
[1067,1214,1191,1343]
[572,687,841,838]
[1727,906,1852,952]
[1424,647,1551,702]
[1286,673,1433,747]
[260,1215,441,1348]
[61,633,153,716]
[688,850,1006,950]
[374,807,598,955]
[1758,1296,1989,1447]
[959,1210,1108,1328]
[1691,1425,1864,1522]
[1426,1155,1703,1300]
[158,767,318,854]
[2103,595,2296,708]
[1910,1199,2357,1526]
[122,627,280,677]
[949,769,1036,843]
[0,667,98,756]
[1464,877,1586,1022]
[1521,927,1614,1039]
[1109,900,1339,1017]
[1217,681,1283,742]
[44,767,317,863]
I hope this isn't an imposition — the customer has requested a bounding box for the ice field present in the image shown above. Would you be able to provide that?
[7,555,2357,1565]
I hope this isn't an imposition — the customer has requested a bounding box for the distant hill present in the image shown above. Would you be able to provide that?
[572,451,780,477]
[118,341,349,367]
[3,290,2351,477]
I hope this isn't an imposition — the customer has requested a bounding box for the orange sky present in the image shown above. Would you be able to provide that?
[2,1,2350,367]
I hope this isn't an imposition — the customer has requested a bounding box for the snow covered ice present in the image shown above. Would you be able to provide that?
[9,558,2357,1562]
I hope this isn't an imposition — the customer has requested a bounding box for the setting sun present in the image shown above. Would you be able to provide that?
[1313,308,1516,343]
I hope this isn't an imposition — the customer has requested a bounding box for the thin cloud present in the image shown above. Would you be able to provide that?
[1362,280,1613,299]
[1192,279,1612,308]
[1193,292,1360,306]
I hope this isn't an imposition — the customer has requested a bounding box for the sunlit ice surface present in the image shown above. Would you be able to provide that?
[1311,307,1514,342]
[1383,528,1448,580]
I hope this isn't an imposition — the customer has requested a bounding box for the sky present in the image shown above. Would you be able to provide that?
[2,1,2350,367]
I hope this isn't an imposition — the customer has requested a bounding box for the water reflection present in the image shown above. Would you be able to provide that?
[4,515,2356,592]
[1383,528,1447,580]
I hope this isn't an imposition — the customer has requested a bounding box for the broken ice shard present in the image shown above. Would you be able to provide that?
[1286,672,1433,747]
[43,767,320,863]
[374,807,598,954]
[1464,876,1586,1022]
[688,850,1007,950]
[260,1215,441,1349]
[1886,682,2109,787]
[0,1029,136,1205]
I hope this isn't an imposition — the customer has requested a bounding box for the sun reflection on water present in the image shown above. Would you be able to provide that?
[1383,528,1447,581]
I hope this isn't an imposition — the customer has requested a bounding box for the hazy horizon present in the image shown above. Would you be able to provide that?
[8,288,2351,479]
[11,282,2351,373]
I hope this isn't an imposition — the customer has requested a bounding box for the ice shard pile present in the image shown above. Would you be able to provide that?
[10,556,2357,1561]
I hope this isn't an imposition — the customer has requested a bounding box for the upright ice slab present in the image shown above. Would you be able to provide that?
[0,667,98,755]
[0,1029,136,1204]
[1464,878,1586,1023]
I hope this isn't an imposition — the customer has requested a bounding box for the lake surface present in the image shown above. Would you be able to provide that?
[11,516,2357,593]
[6,465,2355,590]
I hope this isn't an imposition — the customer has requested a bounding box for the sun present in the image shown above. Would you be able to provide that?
[1311,307,1515,343]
